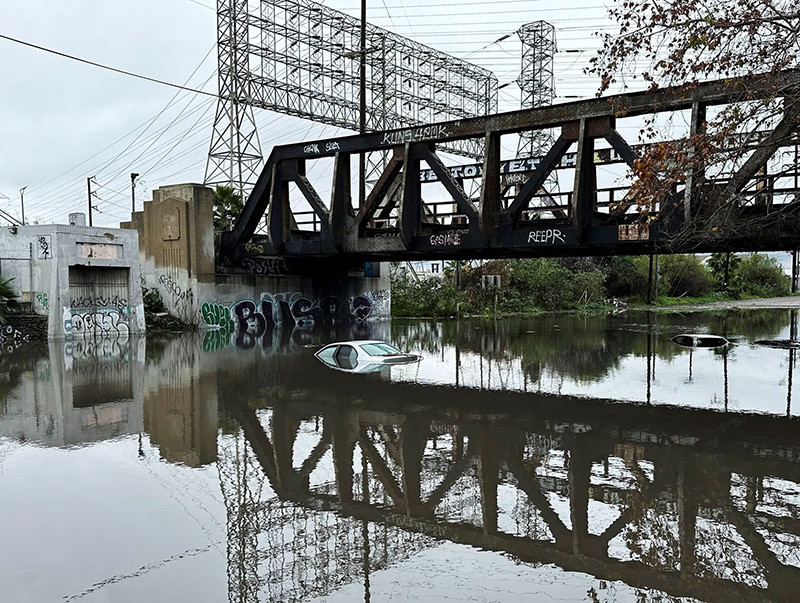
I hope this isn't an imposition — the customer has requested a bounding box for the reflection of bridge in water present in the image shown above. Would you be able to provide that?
[219,360,800,603]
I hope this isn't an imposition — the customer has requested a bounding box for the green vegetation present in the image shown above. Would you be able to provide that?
[729,254,790,299]
[212,185,243,231]
[391,253,792,318]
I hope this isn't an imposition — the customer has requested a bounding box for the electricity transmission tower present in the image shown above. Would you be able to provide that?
[517,21,557,158]
[205,0,263,200]
[205,0,498,202]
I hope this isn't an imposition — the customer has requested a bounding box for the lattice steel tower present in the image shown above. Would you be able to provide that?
[205,0,497,202]
[205,0,264,200]
[517,21,556,157]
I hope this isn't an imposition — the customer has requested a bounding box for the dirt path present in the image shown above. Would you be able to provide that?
[650,296,800,312]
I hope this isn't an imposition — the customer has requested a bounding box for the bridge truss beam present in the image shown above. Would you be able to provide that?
[219,71,800,266]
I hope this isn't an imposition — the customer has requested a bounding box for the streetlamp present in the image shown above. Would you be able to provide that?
[19,186,26,226]
[130,173,139,214]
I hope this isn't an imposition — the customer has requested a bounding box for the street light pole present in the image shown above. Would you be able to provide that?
[130,173,139,214]
[87,177,93,227]
[19,186,26,226]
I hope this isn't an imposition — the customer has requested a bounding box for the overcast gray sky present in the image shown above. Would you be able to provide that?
[0,0,613,227]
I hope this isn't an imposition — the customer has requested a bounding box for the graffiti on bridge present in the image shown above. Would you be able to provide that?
[242,256,288,275]
[201,291,387,351]
[158,274,195,322]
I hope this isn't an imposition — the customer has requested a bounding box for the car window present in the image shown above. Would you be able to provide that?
[317,345,338,366]
[361,343,403,356]
[335,345,358,369]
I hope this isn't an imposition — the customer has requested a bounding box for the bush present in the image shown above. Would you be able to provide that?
[508,259,607,311]
[658,254,713,298]
[509,259,574,310]
[730,254,790,299]
[604,256,649,298]
[391,275,466,317]
[706,252,741,289]
[571,269,607,305]
[142,287,166,317]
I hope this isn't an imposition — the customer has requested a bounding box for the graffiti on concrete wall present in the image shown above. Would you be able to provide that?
[71,310,130,339]
[366,290,390,316]
[37,235,52,259]
[158,274,195,322]
[63,308,73,336]
[200,290,389,351]
[201,302,234,331]
[242,257,289,275]
[0,324,29,353]
[35,292,49,314]
[70,295,128,311]
[200,302,235,352]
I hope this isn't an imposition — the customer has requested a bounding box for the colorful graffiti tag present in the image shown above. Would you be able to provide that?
[200,302,235,352]
[201,291,389,351]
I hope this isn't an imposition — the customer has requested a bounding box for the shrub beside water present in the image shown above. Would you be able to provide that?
[730,254,790,298]
[390,252,792,317]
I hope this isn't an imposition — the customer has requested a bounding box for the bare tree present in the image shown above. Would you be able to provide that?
[589,0,800,248]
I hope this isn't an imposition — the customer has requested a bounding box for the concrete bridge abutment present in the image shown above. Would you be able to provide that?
[122,183,390,344]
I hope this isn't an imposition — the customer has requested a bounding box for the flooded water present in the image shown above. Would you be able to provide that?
[2,309,800,602]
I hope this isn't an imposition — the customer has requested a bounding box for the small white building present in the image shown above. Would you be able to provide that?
[0,216,145,339]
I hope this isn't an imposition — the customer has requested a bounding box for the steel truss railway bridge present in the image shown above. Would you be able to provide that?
[218,357,800,603]
[218,71,800,268]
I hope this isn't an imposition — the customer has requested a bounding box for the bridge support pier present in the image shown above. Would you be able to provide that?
[124,183,390,346]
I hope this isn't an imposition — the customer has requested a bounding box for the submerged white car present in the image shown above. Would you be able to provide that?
[314,340,421,372]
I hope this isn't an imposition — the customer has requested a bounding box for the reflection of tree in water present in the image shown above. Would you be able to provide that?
[393,317,639,384]
[392,310,795,385]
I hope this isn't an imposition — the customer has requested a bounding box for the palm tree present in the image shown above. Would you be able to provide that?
[0,277,19,323]
[213,185,244,231]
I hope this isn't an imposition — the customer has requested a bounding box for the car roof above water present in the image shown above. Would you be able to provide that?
[321,340,391,348]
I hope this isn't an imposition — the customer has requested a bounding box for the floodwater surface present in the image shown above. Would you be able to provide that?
[1,309,800,602]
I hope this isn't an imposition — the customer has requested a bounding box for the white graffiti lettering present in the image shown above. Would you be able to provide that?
[303,143,320,154]
[527,229,566,244]
[71,310,130,339]
[382,125,448,146]
[429,229,467,247]
[325,141,341,152]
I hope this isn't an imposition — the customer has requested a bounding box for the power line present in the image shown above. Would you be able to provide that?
[0,33,219,98]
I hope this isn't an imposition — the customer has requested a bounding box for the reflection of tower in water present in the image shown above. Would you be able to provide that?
[217,412,436,603]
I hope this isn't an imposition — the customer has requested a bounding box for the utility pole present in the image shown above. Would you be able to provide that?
[130,173,139,214]
[358,0,367,209]
[87,177,93,227]
[19,186,26,226]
